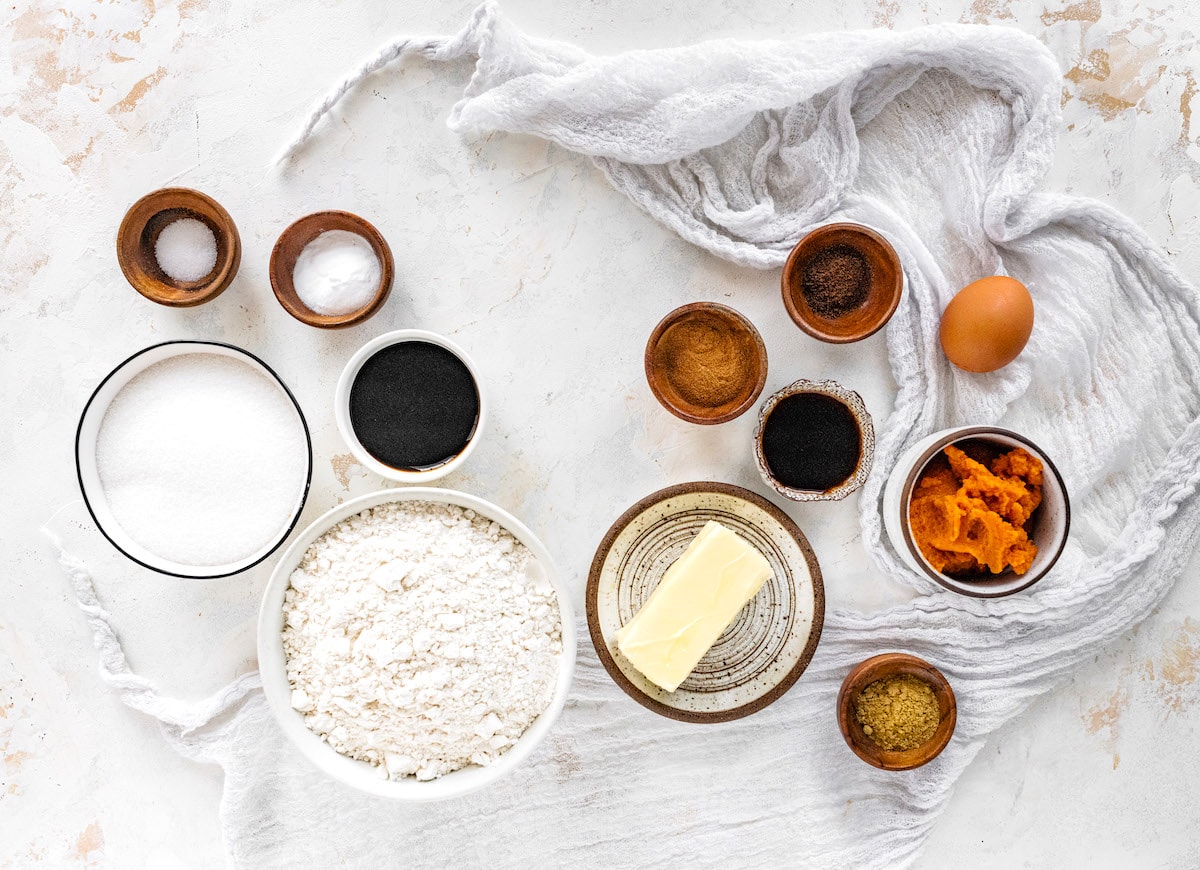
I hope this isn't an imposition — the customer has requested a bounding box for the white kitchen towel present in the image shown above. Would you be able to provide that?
[55,3,1200,867]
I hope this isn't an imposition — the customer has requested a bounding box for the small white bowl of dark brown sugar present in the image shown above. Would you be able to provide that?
[781,222,904,343]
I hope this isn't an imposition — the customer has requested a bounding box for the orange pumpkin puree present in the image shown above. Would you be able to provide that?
[908,444,1043,575]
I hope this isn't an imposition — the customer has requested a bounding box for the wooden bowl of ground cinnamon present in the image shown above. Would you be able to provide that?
[781,223,904,343]
[837,652,956,771]
[644,302,768,425]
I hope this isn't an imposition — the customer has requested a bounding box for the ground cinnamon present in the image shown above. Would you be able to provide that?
[657,313,755,409]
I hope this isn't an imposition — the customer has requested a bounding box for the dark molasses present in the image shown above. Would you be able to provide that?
[761,392,861,491]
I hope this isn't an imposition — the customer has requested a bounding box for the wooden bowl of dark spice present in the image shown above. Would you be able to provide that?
[781,222,903,343]
[645,302,768,425]
[754,379,874,502]
[837,653,956,771]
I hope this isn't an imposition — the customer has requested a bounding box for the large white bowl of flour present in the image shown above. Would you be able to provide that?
[258,488,576,800]
[75,340,312,579]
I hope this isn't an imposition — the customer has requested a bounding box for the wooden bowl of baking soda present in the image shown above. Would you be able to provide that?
[270,210,394,329]
[645,302,767,425]
[117,188,242,307]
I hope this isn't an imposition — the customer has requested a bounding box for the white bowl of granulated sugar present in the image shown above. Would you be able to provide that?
[258,487,576,800]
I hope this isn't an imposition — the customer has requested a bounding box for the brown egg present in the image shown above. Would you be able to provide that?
[939,276,1034,373]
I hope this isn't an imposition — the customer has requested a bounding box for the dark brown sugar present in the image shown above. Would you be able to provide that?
[801,244,872,319]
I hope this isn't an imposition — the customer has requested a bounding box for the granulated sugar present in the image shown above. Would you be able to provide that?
[281,500,562,781]
[154,217,218,283]
[95,352,308,567]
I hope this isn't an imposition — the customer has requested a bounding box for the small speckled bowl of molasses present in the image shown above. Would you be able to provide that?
[754,379,874,502]
[645,302,768,425]
[781,222,904,344]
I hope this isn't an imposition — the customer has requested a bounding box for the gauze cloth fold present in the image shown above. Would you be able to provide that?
[56,4,1200,867]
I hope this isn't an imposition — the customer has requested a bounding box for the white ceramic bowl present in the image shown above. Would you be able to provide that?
[883,426,1070,597]
[75,340,312,579]
[334,329,486,483]
[257,487,576,800]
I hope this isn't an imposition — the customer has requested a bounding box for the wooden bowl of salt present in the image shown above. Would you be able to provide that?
[269,210,394,329]
[117,188,241,307]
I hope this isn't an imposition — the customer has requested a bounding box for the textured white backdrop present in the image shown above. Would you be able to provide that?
[5,1,1200,867]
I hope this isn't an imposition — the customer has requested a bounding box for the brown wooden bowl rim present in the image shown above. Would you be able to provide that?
[116,187,242,307]
[836,652,957,770]
[268,210,395,329]
[643,302,768,425]
[780,222,903,344]
[586,480,825,723]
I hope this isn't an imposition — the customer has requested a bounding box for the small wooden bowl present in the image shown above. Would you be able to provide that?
[781,222,903,343]
[837,652,957,771]
[116,188,241,307]
[269,211,394,329]
[644,302,767,425]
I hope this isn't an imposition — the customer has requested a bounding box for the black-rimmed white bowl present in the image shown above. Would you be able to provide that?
[75,340,312,579]
[882,426,1070,597]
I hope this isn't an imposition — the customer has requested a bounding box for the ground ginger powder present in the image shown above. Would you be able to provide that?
[908,444,1043,575]
[855,674,941,751]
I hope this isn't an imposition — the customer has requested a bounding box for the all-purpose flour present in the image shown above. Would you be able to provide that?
[281,500,562,781]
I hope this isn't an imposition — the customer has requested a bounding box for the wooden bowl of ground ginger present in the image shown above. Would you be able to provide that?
[836,653,956,771]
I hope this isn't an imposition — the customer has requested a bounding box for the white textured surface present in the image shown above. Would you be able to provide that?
[4,1,1200,867]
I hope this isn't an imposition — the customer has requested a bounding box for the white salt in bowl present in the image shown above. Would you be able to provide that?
[75,341,313,579]
[882,426,1070,597]
[257,487,576,801]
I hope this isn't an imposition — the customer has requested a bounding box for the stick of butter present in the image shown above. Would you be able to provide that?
[614,520,772,693]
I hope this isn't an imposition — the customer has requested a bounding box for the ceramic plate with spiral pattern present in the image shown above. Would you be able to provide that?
[586,482,825,722]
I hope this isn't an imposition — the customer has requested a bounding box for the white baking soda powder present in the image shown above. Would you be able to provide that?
[95,353,308,567]
[292,230,381,316]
